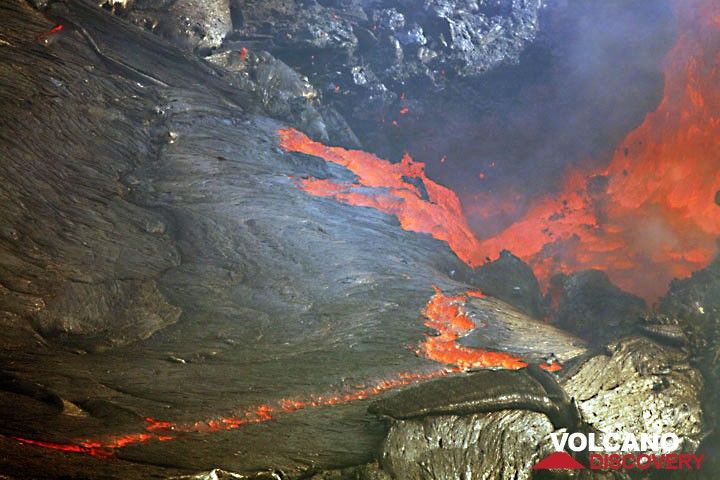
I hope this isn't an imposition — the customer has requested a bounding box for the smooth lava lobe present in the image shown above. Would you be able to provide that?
[278,128,485,267]
[420,286,527,370]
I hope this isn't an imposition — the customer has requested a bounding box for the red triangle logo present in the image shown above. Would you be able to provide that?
[532,452,586,470]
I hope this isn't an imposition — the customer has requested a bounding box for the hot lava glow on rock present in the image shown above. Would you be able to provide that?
[278,128,485,268]
[420,286,528,370]
[13,367,454,458]
[13,285,561,458]
[476,0,720,301]
[12,0,717,464]
[279,0,720,301]
[419,286,562,372]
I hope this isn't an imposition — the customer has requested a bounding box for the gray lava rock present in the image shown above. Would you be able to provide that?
[381,409,554,480]
[552,270,646,346]
[565,336,704,452]
[368,368,581,430]
[0,2,477,476]
[206,49,331,141]
[126,0,232,53]
[659,255,720,368]
[90,0,546,167]
[457,295,587,367]
[35,279,181,351]
[379,336,704,480]
[467,250,545,318]
[307,462,391,480]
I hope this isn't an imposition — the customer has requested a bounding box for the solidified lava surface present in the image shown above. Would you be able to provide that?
[0,0,718,478]
[0,1,577,477]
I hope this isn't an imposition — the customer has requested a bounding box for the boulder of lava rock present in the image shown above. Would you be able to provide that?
[659,255,720,369]
[204,0,543,146]
[565,336,704,452]
[374,336,704,480]
[206,49,330,142]
[467,250,545,318]
[658,255,720,474]
[124,0,232,53]
[552,270,646,346]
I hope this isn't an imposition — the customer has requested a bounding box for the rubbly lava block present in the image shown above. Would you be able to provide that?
[660,255,720,363]
[552,270,646,346]
[466,250,546,318]
[659,255,720,475]
[205,49,331,142]
[125,0,232,53]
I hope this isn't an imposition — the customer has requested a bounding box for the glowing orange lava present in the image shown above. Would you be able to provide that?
[279,128,485,267]
[279,0,719,301]
[419,286,528,370]
[477,0,720,300]
[13,368,452,458]
[17,0,716,463]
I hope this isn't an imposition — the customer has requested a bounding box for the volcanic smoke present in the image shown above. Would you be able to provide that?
[280,0,720,301]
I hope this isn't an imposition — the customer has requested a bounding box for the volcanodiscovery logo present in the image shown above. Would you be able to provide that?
[532,431,705,472]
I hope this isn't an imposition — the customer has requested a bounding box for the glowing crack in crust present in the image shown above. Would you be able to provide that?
[13,286,561,457]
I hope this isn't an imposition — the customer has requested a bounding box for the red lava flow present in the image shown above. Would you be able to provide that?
[278,128,485,268]
[14,286,561,458]
[279,0,720,302]
[420,286,528,370]
[419,286,561,372]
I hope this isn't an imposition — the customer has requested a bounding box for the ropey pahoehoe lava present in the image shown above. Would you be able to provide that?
[0,0,718,477]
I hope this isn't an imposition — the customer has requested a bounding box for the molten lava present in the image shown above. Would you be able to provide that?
[16,0,718,464]
[278,128,485,267]
[477,0,720,300]
[279,0,719,301]
[13,368,452,458]
[418,286,561,371]
[420,286,528,370]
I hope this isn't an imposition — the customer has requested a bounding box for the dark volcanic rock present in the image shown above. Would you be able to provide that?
[659,255,720,475]
[0,1,181,349]
[369,367,581,430]
[218,0,542,86]
[467,250,545,318]
[306,463,391,480]
[659,256,720,366]
[206,48,331,142]
[457,295,587,367]
[552,270,647,346]
[108,0,544,158]
[0,1,479,477]
[0,1,708,479]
